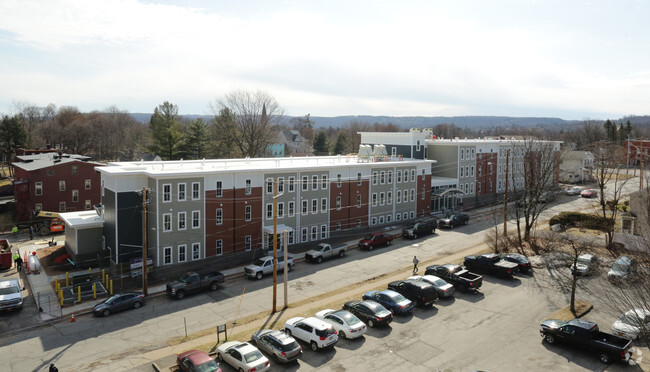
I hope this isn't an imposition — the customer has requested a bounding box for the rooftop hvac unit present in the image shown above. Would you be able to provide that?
[374,144,388,157]
[409,128,420,133]
[357,145,373,158]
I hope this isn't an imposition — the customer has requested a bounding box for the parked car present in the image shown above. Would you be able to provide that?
[402,219,437,239]
[540,318,634,364]
[343,300,393,328]
[284,317,338,351]
[315,309,367,339]
[92,292,145,317]
[177,350,221,372]
[570,254,597,276]
[252,329,302,363]
[305,243,346,263]
[437,212,470,229]
[387,280,438,307]
[581,189,598,198]
[0,279,24,312]
[217,341,270,372]
[244,255,295,280]
[358,233,393,250]
[407,275,455,298]
[611,308,650,340]
[565,186,583,196]
[424,264,483,292]
[362,290,414,315]
[499,253,533,274]
[463,253,519,278]
[608,255,633,280]
[166,271,225,300]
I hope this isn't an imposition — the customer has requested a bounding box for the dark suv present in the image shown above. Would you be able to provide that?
[387,280,438,307]
[402,219,437,239]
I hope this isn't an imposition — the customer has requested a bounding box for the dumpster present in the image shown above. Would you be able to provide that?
[0,239,13,269]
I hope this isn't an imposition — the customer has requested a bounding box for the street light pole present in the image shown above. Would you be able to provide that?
[272,178,278,313]
[503,149,510,237]
[141,186,149,296]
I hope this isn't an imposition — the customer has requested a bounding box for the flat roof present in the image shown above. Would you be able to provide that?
[59,210,103,229]
[97,155,434,177]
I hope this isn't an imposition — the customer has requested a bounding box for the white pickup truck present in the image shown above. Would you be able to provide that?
[244,255,295,280]
[0,278,24,312]
[305,243,346,263]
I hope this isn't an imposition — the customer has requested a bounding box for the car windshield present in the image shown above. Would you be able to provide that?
[612,262,629,272]
[244,350,264,363]
[430,278,445,286]
[338,312,361,326]
[280,340,300,351]
[315,327,335,337]
[0,286,19,295]
[577,257,591,265]
[387,292,408,302]
[621,314,645,327]
[178,273,191,283]
[253,259,266,266]
[104,294,121,304]
[363,235,373,240]
[195,360,220,372]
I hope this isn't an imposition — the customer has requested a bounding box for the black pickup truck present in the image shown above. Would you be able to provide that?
[540,318,635,364]
[166,271,225,299]
[424,264,483,292]
[463,253,519,278]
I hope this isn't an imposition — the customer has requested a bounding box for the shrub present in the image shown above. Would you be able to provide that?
[549,211,614,231]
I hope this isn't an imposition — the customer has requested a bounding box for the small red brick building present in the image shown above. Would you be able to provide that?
[13,153,104,222]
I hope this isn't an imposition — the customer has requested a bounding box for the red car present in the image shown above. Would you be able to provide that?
[358,233,393,250]
[581,189,598,198]
[177,350,221,372]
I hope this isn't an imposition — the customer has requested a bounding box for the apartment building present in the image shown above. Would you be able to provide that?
[97,155,432,267]
[360,130,562,211]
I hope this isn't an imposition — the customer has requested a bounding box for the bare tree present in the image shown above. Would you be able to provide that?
[590,142,630,246]
[211,90,284,158]
[508,138,563,247]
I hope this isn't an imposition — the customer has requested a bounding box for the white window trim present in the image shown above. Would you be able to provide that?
[163,246,173,265]
[163,183,171,202]
[35,182,43,196]
[178,183,187,202]
[245,235,252,251]
[245,205,252,221]
[163,213,172,232]
[178,244,187,262]
[192,243,201,260]
[215,208,223,225]
[178,211,187,230]
[192,182,201,200]
[216,240,223,256]
[192,210,200,228]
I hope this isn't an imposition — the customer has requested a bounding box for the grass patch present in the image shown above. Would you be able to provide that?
[546,300,593,321]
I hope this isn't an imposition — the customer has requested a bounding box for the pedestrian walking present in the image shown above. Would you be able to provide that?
[12,252,19,269]
[29,226,33,240]
[412,255,419,275]
[15,255,23,272]
[49,363,58,372]
[12,225,18,237]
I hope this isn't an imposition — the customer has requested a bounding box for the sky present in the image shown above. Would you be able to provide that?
[1,0,649,120]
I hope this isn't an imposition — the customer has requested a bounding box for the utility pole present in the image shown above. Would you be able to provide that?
[272,178,278,313]
[283,230,288,309]
[641,156,644,190]
[503,149,510,237]
[141,186,149,296]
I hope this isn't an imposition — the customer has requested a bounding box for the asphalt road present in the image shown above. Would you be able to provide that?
[2,178,647,371]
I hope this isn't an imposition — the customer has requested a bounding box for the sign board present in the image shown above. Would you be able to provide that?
[129,257,153,270]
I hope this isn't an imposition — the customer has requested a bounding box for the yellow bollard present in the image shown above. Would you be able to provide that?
[88,267,91,273]
[110,280,113,295]
[59,290,63,306]
[55,278,59,293]
[56,281,60,294]
[102,269,105,285]
[66,272,69,287]
[93,283,97,299]
[78,286,81,303]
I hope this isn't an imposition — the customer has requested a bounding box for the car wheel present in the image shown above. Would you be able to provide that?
[339,250,345,258]
[311,341,319,351]
[544,334,555,344]
[368,319,375,328]
[210,281,219,291]
[414,300,420,307]
[176,290,185,300]
[386,240,391,246]
[285,329,291,336]
[256,272,263,280]
[464,220,468,225]
[317,256,323,264]
[413,233,418,239]
[288,264,293,272]
[239,368,245,372]
[102,309,110,317]
[133,301,141,309]
[339,330,346,339]
[450,224,454,229]
[217,353,223,362]
[599,352,610,363]
[271,353,279,362]
[369,245,374,251]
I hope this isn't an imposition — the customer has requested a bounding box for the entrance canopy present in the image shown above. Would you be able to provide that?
[263,224,294,234]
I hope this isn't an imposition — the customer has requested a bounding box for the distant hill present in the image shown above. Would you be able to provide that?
[129,113,584,130]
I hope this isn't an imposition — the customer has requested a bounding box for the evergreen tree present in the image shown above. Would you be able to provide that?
[313,132,329,155]
[332,132,348,155]
[149,101,183,160]
[0,115,26,166]
[181,118,208,159]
